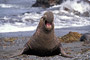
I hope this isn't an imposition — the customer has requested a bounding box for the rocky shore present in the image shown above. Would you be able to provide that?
[0,26,90,60]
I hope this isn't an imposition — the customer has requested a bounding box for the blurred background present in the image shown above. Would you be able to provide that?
[0,0,90,33]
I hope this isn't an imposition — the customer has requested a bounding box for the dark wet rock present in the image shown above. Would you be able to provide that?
[80,33,90,43]
[63,7,71,12]
[77,0,90,4]
[84,0,90,4]
[59,32,82,43]
[63,6,90,17]
[63,7,81,16]
[81,11,90,17]
[32,0,63,8]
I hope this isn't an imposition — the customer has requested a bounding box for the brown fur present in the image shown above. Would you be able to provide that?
[22,11,73,57]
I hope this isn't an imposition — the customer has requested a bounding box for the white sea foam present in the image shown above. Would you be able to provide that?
[60,0,90,14]
[0,0,90,33]
[0,4,18,8]
[0,24,37,33]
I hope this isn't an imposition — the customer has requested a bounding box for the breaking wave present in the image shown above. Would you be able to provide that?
[0,0,90,33]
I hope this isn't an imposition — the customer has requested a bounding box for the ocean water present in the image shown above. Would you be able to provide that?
[0,0,90,33]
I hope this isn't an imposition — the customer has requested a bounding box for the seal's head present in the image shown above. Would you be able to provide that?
[42,11,54,31]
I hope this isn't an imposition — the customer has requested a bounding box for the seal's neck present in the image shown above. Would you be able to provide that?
[32,20,57,50]
[37,19,54,33]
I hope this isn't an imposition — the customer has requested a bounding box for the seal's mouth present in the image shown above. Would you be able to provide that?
[45,20,52,30]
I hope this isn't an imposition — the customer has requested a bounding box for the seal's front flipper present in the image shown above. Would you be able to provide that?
[59,46,73,58]
[9,47,26,58]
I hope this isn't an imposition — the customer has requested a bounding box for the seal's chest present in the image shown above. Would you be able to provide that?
[35,39,57,49]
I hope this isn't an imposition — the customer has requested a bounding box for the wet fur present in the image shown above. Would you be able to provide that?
[22,11,60,56]
[11,11,73,58]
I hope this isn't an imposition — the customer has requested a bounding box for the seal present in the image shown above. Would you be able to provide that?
[21,11,72,58]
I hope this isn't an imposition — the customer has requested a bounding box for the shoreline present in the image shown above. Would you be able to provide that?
[0,25,90,60]
[0,25,90,38]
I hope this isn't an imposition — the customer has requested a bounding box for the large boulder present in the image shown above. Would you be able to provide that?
[80,33,90,42]
[32,0,63,8]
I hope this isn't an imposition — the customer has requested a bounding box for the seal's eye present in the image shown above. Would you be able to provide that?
[43,17,46,21]
[43,15,47,21]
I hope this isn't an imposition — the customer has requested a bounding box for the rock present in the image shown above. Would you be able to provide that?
[32,0,63,8]
[63,7,81,16]
[81,11,90,17]
[80,33,90,43]
[84,0,90,4]
[59,31,82,43]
